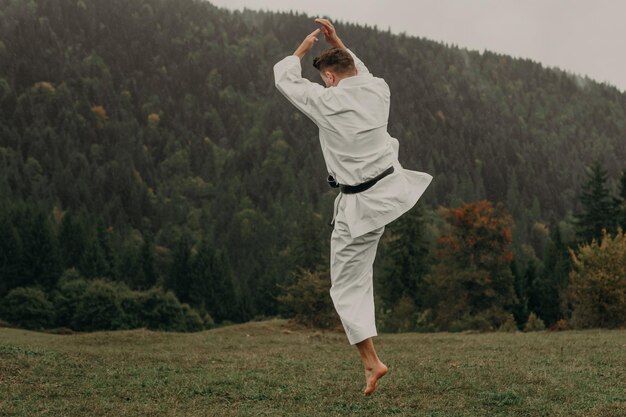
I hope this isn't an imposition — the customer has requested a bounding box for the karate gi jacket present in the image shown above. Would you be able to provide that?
[273,49,433,239]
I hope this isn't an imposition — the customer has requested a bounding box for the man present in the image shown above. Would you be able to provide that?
[273,18,432,396]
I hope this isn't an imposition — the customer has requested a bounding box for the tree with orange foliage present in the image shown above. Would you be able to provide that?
[424,200,518,331]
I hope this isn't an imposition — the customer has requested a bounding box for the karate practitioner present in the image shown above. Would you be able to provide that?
[273,18,432,396]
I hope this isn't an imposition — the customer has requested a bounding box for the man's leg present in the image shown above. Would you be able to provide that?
[330,224,385,344]
[356,337,388,396]
[330,205,387,394]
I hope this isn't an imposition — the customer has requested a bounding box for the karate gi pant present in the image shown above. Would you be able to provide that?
[330,194,385,345]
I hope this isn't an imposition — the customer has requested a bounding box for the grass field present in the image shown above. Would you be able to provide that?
[1,320,625,416]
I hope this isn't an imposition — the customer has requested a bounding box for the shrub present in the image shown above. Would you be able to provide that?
[498,313,519,332]
[378,295,417,333]
[277,268,340,329]
[51,269,89,328]
[447,312,494,332]
[138,288,186,331]
[0,287,55,329]
[7,267,210,333]
[445,305,511,332]
[201,312,215,329]
[68,277,207,332]
[415,308,437,333]
[120,288,207,332]
[72,279,126,331]
[59,268,82,282]
[119,290,144,329]
[548,318,569,331]
[523,312,546,331]
[182,303,206,332]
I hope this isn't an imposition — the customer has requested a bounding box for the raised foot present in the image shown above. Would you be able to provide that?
[364,363,388,396]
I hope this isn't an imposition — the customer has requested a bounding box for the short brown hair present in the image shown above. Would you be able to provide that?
[313,48,355,74]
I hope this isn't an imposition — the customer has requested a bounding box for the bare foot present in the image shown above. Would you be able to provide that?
[363,362,388,396]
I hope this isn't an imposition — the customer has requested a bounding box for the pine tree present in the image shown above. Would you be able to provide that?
[0,214,23,296]
[188,238,238,322]
[166,234,192,303]
[380,203,430,309]
[210,249,237,322]
[14,207,62,290]
[618,168,626,230]
[510,260,528,329]
[574,162,618,243]
[114,242,141,287]
[58,211,87,270]
[554,225,572,282]
[95,217,114,276]
[135,236,157,290]
[289,206,324,273]
[525,225,571,326]
[545,225,571,318]
[525,260,545,319]
[78,236,109,279]
[188,238,215,314]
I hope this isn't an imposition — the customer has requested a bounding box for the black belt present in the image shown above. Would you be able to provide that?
[327,166,395,194]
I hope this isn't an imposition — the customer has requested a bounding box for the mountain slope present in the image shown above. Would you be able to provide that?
[1,0,625,316]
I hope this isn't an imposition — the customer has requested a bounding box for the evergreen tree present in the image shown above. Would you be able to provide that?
[78,235,109,279]
[618,168,626,229]
[525,259,553,323]
[189,238,215,314]
[574,162,618,243]
[58,211,87,270]
[95,217,114,276]
[135,236,157,290]
[289,206,324,273]
[210,248,238,322]
[114,241,141,287]
[188,238,238,322]
[380,203,430,308]
[166,234,192,303]
[536,224,572,325]
[0,214,23,297]
[73,216,113,279]
[14,207,62,290]
[510,260,528,329]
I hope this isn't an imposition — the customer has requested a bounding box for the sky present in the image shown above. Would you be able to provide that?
[209,0,626,92]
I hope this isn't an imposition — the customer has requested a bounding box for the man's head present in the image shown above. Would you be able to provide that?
[313,48,357,87]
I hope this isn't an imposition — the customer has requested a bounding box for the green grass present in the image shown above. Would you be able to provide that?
[1,320,625,416]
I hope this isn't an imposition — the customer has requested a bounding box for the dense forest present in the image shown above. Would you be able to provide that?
[1,0,625,331]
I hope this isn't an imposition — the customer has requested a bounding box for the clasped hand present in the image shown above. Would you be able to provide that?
[293,18,345,59]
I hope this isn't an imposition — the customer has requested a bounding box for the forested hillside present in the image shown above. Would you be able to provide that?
[1,0,625,328]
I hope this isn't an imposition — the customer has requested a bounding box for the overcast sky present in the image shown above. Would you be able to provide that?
[209,0,625,92]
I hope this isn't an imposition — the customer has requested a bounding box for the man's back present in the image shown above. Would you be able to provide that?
[318,74,390,133]
[274,50,397,186]
[274,41,431,239]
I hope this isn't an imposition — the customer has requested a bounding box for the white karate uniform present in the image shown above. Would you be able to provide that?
[274,49,432,344]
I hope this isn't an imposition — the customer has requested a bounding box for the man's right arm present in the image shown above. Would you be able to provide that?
[273,27,328,125]
[273,55,325,125]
